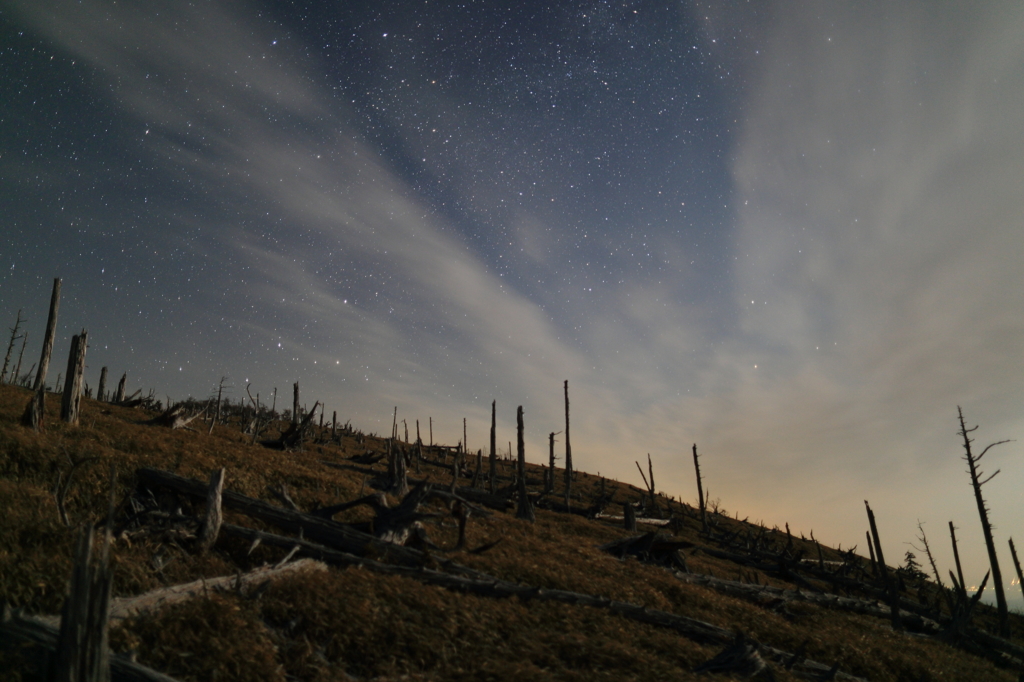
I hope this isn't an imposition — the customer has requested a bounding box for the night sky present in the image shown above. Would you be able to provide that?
[3,2,1024,601]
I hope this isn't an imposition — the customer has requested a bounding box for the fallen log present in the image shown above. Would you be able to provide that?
[1,606,181,682]
[215,524,865,681]
[135,467,483,576]
[675,571,941,634]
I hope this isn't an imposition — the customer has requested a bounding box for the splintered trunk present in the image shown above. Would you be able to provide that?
[114,373,127,403]
[13,331,28,386]
[489,400,497,495]
[547,431,557,494]
[60,330,88,425]
[958,406,1010,637]
[865,500,902,631]
[22,278,61,430]
[515,405,535,522]
[53,525,113,682]
[97,367,108,403]
[1,308,23,384]
[292,382,300,426]
[563,380,572,510]
[692,444,707,532]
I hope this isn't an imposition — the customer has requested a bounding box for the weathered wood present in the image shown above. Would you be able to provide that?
[135,467,468,573]
[97,367,108,403]
[1,609,181,682]
[52,524,112,682]
[22,277,61,429]
[12,330,28,386]
[114,373,127,403]
[674,571,941,633]
[515,405,535,522]
[196,468,225,553]
[149,402,206,429]
[949,521,967,600]
[864,500,902,631]
[489,400,497,494]
[1,308,23,384]
[692,443,707,533]
[957,406,1011,637]
[292,381,300,425]
[60,329,88,425]
[563,380,572,510]
[215,523,864,681]
[624,502,637,532]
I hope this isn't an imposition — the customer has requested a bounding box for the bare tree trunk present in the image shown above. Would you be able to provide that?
[1,308,23,384]
[429,416,433,446]
[96,367,108,403]
[12,329,28,386]
[114,373,126,403]
[489,400,497,495]
[22,278,61,430]
[864,500,902,631]
[60,330,88,425]
[866,531,878,576]
[516,405,535,522]
[692,444,707,532]
[624,502,637,532]
[292,382,300,426]
[563,380,572,510]
[53,524,112,682]
[197,468,226,553]
[957,406,1011,637]
[948,521,967,600]
[547,431,558,494]
[472,449,482,488]
[1009,538,1024,607]
[332,411,338,440]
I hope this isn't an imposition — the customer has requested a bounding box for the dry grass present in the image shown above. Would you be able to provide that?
[0,383,1020,681]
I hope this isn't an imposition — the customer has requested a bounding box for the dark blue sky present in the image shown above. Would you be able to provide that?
[3,1,1024,600]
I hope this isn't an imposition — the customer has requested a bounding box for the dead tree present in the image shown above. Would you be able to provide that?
[96,367,108,403]
[489,400,497,495]
[12,330,28,386]
[692,444,707,532]
[22,277,61,430]
[563,379,572,510]
[949,521,967,600]
[472,449,483,488]
[624,501,637,532]
[635,454,658,515]
[197,468,226,553]
[957,406,1011,637]
[52,525,113,682]
[209,376,226,434]
[150,401,207,429]
[114,373,127,403]
[515,405,535,522]
[279,401,320,451]
[1009,538,1024,606]
[60,330,88,425]
[547,431,561,494]
[1,308,23,384]
[865,500,902,631]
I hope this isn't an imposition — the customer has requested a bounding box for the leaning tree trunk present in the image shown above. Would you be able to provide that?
[958,406,1011,637]
[60,330,88,425]
[22,277,61,430]
[114,373,126,403]
[692,444,707,533]
[1,308,23,384]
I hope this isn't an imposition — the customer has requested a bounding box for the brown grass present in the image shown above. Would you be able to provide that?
[0,383,1020,681]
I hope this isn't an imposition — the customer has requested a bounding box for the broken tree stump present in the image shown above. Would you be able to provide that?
[197,468,226,553]
[22,277,61,430]
[52,525,112,682]
[515,405,535,522]
[60,329,88,425]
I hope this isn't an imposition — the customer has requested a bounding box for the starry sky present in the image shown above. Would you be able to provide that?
[3,2,1024,601]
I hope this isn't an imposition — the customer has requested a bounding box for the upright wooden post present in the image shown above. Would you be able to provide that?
[97,367,108,403]
[865,500,902,630]
[61,330,88,425]
[22,278,61,430]
[516,405,534,522]
[489,401,497,494]
[563,380,572,510]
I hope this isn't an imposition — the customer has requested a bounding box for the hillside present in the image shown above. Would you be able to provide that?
[1,382,1022,681]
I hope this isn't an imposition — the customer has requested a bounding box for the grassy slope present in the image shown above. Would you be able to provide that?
[0,383,1018,681]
